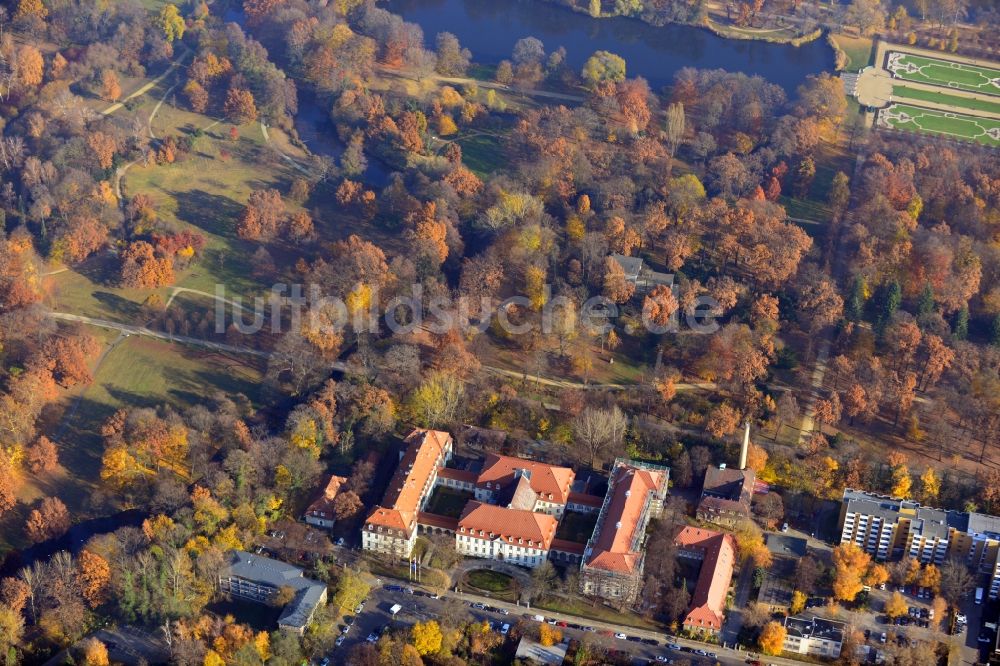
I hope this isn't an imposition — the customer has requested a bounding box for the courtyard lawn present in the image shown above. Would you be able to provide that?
[879,103,1000,147]
[465,570,514,594]
[891,85,1000,115]
[887,52,1000,96]
[424,486,475,519]
[464,569,517,601]
[555,510,599,544]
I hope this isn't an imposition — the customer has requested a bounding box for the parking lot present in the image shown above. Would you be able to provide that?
[323,582,814,666]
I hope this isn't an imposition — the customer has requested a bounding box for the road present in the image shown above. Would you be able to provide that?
[329,577,807,666]
[46,311,271,358]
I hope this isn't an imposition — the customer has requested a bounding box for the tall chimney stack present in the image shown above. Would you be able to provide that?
[739,420,750,470]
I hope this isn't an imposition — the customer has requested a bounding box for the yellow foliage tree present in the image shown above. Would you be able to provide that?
[81,639,110,666]
[920,564,941,592]
[891,462,912,499]
[159,4,186,42]
[758,621,786,656]
[864,563,889,588]
[437,114,458,136]
[885,591,907,619]
[525,265,547,311]
[16,0,48,21]
[411,620,443,656]
[539,622,562,647]
[832,543,871,602]
[920,467,940,503]
[790,590,807,615]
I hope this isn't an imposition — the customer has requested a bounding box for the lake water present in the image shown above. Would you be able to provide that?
[384,0,832,93]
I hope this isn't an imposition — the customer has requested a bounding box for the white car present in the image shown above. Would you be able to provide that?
[614,632,627,640]
[500,623,510,635]
[355,603,365,613]
[497,608,509,615]
[335,636,345,647]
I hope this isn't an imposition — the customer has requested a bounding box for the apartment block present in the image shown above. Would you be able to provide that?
[838,489,1000,600]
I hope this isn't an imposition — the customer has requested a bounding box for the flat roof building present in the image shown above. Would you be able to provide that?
[783,616,846,659]
[219,551,327,634]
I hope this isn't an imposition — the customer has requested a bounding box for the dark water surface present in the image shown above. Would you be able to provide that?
[384,0,832,93]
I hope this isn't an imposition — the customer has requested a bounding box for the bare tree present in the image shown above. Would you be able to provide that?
[572,405,628,467]
[939,558,974,608]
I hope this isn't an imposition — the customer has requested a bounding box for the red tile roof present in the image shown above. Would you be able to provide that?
[584,465,666,574]
[477,454,575,504]
[366,429,452,535]
[437,467,478,484]
[304,474,348,520]
[417,511,459,531]
[551,538,586,555]
[674,526,736,631]
[568,491,604,508]
[457,501,558,550]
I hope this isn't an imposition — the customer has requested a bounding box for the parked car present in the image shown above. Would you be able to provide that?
[880,633,887,643]
[497,608,509,615]
[582,626,597,632]
[366,633,378,643]
[614,632,627,640]
[693,649,708,656]
[319,658,330,666]
[781,523,789,532]
[666,643,682,651]
[501,623,510,635]
[355,602,365,613]
[642,638,659,645]
[557,621,568,628]
[335,537,345,547]
[472,603,486,610]
[335,636,345,647]
[384,584,403,592]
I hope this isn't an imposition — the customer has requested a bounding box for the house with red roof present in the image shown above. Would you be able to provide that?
[579,459,669,604]
[303,474,348,529]
[673,525,736,636]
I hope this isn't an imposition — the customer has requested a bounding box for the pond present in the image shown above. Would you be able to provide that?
[385,0,833,94]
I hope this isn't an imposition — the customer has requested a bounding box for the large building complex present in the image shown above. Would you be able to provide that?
[362,429,453,557]
[456,501,558,567]
[579,459,669,604]
[218,551,328,634]
[474,454,575,516]
[673,526,736,636]
[838,489,1000,599]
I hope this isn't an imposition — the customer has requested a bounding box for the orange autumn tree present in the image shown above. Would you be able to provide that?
[119,241,175,288]
[77,550,111,608]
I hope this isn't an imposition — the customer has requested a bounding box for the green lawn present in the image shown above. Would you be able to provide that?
[455,132,506,178]
[424,486,474,519]
[555,510,598,544]
[891,85,1000,115]
[880,103,1000,147]
[832,34,874,71]
[465,569,514,594]
[888,52,1000,95]
[534,597,661,631]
